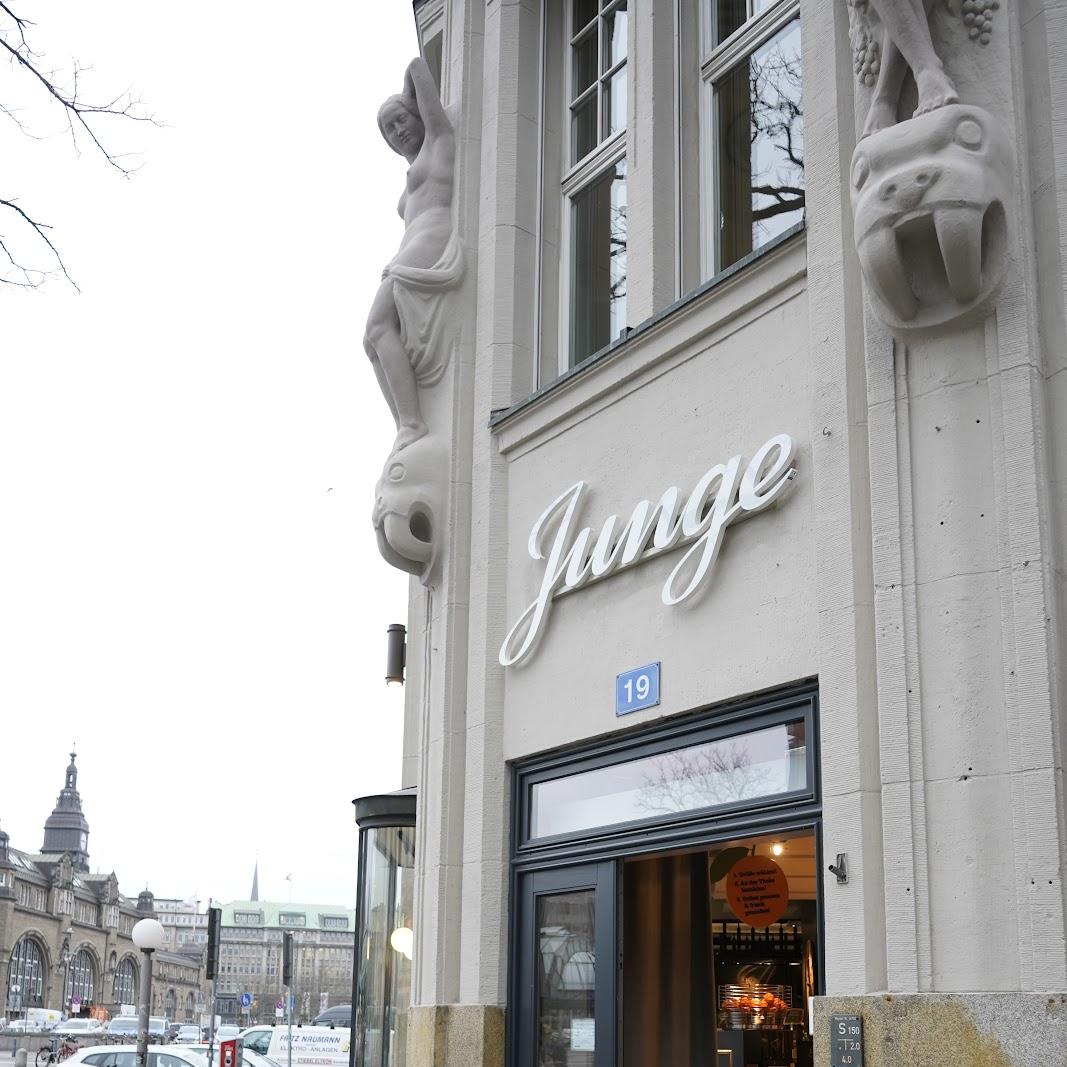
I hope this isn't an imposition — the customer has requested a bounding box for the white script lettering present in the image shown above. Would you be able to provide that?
[498,433,797,666]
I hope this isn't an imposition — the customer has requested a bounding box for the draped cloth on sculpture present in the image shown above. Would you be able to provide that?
[383,231,464,387]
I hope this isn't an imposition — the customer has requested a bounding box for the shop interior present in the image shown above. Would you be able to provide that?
[621,828,818,1067]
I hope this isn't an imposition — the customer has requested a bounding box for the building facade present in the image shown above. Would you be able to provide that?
[215,901,355,1025]
[154,896,209,959]
[352,0,1067,1065]
[0,755,206,1022]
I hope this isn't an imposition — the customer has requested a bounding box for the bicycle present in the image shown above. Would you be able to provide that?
[36,1037,78,1067]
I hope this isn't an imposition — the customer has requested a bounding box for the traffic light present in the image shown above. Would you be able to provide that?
[282,932,293,987]
[206,906,222,980]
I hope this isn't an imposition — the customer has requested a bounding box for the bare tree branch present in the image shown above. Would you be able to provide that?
[0,1,157,287]
[0,196,76,288]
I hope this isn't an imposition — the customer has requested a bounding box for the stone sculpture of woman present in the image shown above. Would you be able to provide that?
[364,57,463,457]
[365,57,464,582]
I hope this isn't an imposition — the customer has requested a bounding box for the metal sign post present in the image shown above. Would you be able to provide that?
[282,932,294,1067]
[205,906,221,1067]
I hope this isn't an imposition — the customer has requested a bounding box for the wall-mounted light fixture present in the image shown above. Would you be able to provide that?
[828,853,848,885]
[386,623,407,685]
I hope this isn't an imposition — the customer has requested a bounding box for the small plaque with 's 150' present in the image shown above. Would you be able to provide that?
[830,1014,863,1067]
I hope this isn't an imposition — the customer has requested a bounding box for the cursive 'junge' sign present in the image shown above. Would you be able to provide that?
[499,433,798,667]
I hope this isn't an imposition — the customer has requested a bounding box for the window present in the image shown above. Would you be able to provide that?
[7,936,46,1009]
[67,949,97,1006]
[529,716,809,841]
[113,957,138,1007]
[700,0,803,275]
[75,899,99,925]
[320,916,349,931]
[540,0,630,377]
[278,912,306,927]
[17,881,47,911]
[568,0,628,164]
[518,687,817,848]
[565,0,628,368]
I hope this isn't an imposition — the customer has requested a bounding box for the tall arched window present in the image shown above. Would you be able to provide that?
[66,949,96,1006]
[164,989,175,1019]
[113,957,138,1008]
[185,992,195,1021]
[7,937,46,1010]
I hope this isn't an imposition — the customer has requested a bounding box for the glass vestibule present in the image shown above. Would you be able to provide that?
[511,686,820,1067]
[352,789,417,1067]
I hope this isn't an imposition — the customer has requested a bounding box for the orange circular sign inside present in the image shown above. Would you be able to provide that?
[725,855,790,927]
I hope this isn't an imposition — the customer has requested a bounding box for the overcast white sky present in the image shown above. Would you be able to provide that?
[0,2,418,908]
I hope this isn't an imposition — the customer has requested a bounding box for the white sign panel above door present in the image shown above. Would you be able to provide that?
[499,433,798,667]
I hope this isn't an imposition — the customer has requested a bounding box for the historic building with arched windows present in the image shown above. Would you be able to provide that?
[0,754,206,1021]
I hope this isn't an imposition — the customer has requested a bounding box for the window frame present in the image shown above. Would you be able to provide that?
[513,683,819,861]
[698,0,802,280]
[556,0,631,375]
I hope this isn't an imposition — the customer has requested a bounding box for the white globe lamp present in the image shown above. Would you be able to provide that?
[132,918,165,1067]
[132,919,165,952]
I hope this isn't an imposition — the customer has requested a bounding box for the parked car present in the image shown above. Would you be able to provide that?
[311,1006,350,1029]
[106,1017,169,1040]
[7,1019,43,1033]
[213,1027,240,1041]
[54,1019,105,1038]
[62,1044,208,1067]
[106,1017,138,1039]
[175,1026,203,1044]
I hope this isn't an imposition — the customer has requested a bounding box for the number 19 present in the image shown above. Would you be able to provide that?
[624,674,650,702]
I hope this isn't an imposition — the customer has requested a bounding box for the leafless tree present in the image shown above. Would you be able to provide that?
[0,1,155,288]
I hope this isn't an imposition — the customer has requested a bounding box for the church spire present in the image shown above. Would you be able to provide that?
[250,860,259,902]
[41,747,90,872]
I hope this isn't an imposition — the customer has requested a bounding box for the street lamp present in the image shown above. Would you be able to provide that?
[132,919,165,1067]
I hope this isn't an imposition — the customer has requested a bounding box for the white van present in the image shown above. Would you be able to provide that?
[238,1027,349,1067]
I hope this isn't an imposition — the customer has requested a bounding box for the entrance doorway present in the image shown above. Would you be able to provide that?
[510,686,821,1067]
[621,829,817,1067]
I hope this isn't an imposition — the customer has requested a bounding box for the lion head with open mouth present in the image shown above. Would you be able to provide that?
[850,103,1013,333]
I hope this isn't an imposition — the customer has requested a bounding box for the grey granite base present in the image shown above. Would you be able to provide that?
[813,993,1067,1067]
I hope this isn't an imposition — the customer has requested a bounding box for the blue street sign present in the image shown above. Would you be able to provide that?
[616,662,660,716]
[240,993,252,1009]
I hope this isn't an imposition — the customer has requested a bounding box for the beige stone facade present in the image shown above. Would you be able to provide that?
[351,0,1067,1064]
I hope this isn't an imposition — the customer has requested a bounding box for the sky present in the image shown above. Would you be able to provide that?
[0,2,419,908]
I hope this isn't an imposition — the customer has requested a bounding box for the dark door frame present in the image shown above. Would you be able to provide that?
[507,681,822,1067]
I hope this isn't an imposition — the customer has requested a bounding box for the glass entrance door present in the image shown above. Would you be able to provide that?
[514,863,616,1067]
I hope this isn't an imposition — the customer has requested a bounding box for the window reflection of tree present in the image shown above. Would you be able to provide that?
[719,22,804,266]
[609,199,627,310]
[635,741,775,815]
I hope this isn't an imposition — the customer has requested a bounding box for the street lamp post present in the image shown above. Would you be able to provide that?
[132,919,165,1067]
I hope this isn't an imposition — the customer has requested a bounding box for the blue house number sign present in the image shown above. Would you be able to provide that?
[616,662,660,716]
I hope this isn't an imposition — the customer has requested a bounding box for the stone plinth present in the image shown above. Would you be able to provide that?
[813,993,1067,1067]
[404,1005,505,1067]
